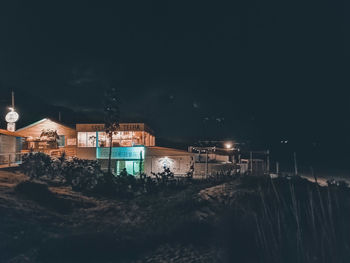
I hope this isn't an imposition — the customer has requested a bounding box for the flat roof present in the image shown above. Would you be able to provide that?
[146,146,192,157]
[76,123,154,134]
[0,129,23,137]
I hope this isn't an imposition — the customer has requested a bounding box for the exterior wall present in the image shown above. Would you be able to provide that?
[194,153,229,163]
[17,119,77,146]
[144,155,193,176]
[0,135,21,165]
[76,147,96,160]
[76,123,155,147]
[0,135,16,154]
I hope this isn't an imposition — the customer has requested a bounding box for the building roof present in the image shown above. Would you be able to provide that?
[0,129,23,137]
[146,146,192,157]
[76,122,154,134]
[16,118,75,132]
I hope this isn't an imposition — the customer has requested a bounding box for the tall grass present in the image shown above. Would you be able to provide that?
[254,175,350,263]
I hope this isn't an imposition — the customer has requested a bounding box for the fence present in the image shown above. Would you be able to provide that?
[0,153,22,167]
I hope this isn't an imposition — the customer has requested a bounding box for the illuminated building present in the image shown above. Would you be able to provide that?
[16,118,77,157]
[75,123,156,175]
[14,119,193,176]
[75,123,193,176]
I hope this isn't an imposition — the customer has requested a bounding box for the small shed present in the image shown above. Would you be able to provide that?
[16,118,77,157]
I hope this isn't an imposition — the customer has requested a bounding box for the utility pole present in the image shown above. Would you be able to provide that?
[294,152,298,176]
[276,162,279,175]
[205,150,208,178]
[250,151,253,174]
[266,149,270,174]
[12,91,15,109]
[58,112,61,122]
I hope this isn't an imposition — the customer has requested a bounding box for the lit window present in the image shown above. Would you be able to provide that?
[78,132,87,147]
[87,132,97,147]
[58,135,65,147]
[78,132,97,147]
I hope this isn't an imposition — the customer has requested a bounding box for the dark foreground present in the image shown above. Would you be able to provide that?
[1,170,350,263]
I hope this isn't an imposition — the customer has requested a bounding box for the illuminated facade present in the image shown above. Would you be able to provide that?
[76,123,155,148]
[76,123,156,175]
[16,118,77,157]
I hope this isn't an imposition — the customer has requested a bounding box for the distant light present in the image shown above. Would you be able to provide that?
[225,143,233,149]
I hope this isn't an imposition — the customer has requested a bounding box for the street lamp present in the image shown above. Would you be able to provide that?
[225,142,233,149]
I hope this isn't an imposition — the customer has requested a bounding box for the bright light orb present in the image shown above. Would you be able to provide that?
[5,111,19,123]
[225,143,233,149]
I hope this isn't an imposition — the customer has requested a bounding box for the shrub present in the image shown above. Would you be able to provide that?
[61,158,103,192]
[21,152,52,179]
[21,153,104,193]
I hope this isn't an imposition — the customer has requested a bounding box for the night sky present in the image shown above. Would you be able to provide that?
[0,1,349,169]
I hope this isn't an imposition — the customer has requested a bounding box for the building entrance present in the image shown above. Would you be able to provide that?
[115,160,143,176]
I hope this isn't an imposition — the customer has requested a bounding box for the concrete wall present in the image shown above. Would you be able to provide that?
[76,147,96,160]
[144,156,193,176]
[194,153,229,163]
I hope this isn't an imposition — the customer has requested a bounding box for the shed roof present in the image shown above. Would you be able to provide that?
[16,118,75,132]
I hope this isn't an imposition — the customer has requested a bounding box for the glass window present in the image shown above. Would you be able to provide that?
[78,132,87,147]
[58,135,65,147]
[98,132,108,147]
[87,132,97,147]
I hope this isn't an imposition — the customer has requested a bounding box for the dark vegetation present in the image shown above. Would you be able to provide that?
[222,175,350,263]
[21,152,199,197]
[15,181,72,213]
[1,152,348,262]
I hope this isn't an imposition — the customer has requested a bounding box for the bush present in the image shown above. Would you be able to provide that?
[21,153,104,192]
[21,152,52,179]
[20,153,236,198]
[61,158,103,192]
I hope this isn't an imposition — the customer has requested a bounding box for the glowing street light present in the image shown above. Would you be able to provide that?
[225,142,233,149]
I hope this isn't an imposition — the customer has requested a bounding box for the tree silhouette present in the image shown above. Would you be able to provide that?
[104,87,120,175]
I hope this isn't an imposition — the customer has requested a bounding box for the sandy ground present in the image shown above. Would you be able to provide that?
[0,170,225,263]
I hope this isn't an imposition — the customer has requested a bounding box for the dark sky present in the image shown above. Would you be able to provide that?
[0,1,349,167]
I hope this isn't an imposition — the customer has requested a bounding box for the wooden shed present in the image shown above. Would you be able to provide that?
[16,118,77,157]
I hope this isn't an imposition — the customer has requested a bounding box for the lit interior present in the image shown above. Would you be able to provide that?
[77,131,155,147]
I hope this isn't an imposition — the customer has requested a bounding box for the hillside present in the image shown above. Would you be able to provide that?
[1,169,350,263]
